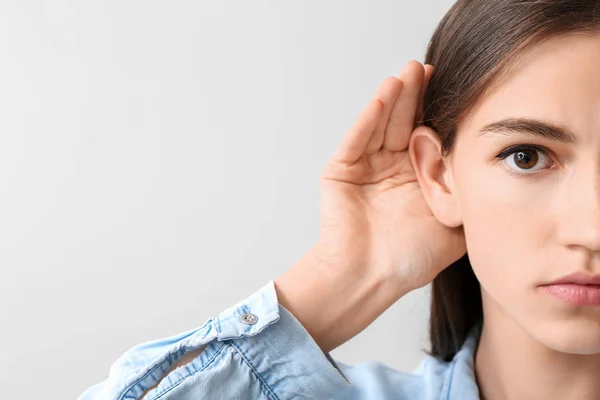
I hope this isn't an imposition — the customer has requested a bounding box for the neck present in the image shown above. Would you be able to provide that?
[474,291,600,400]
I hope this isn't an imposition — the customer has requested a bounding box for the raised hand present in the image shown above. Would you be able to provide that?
[314,60,466,292]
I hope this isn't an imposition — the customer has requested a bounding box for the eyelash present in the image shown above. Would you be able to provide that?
[495,144,555,179]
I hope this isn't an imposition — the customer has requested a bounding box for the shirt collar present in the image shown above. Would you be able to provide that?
[447,322,483,400]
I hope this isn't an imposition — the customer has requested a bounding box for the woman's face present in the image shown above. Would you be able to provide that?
[450,32,600,353]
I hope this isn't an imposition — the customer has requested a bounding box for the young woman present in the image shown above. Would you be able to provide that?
[79,1,600,399]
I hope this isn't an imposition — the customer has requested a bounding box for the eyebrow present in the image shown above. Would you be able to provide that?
[477,117,578,144]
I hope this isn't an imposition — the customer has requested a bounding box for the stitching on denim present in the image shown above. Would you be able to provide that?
[229,340,281,400]
[148,342,228,400]
[119,348,186,400]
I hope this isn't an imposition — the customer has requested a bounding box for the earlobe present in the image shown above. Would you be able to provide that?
[408,126,463,227]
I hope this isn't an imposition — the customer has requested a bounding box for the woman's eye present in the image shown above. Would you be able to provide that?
[497,146,553,174]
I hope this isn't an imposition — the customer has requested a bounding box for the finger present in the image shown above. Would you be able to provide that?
[332,92,384,164]
[415,64,434,125]
[382,61,425,152]
[364,76,403,154]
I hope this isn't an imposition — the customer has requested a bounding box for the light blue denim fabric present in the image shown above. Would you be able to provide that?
[78,281,482,400]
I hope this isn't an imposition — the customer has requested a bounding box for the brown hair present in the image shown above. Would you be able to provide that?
[421,0,600,362]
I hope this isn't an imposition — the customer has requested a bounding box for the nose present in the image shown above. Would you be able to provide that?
[556,168,600,252]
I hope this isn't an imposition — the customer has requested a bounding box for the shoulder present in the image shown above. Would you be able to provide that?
[329,325,482,400]
[330,356,455,400]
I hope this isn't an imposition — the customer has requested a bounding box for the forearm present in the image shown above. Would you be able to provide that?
[274,246,413,354]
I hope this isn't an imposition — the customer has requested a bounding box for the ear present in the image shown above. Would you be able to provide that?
[408,126,462,227]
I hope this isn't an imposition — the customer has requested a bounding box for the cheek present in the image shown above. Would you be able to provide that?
[451,162,551,286]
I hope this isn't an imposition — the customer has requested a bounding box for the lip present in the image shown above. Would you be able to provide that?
[538,284,600,306]
[539,271,600,306]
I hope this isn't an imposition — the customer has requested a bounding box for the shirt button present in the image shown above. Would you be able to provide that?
[241,313,258,325]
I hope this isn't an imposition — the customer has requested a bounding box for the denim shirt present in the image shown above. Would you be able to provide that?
[78,281,482,400]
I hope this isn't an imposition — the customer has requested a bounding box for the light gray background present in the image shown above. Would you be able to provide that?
[0,1,454,399]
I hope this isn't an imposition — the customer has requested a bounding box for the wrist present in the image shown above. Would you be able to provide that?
[274,245,411,353]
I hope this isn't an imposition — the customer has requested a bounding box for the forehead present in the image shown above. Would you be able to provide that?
[458,33,600,138]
